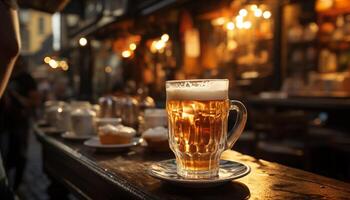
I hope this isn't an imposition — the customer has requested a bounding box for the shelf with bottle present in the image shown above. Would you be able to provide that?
[318,12,350,43]
[316,10,350,74]
[317,7,350,17]
[318,40,350,51]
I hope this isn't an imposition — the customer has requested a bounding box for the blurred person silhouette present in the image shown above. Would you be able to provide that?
[4,56,40,191]
[0,0,20,98]
[38,77,53,102]
[0,0,20,198]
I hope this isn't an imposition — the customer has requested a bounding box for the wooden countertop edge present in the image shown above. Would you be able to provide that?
[34,124,350,198]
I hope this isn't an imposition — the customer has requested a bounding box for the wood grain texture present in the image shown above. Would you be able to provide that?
[35,125,350,200]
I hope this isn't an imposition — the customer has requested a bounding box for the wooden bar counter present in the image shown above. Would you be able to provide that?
[34,125,350,200]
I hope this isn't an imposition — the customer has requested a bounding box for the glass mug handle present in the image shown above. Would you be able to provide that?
[226,100,248,149]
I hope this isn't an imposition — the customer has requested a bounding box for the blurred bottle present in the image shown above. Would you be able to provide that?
[344,14,350,40]
[319,49,338,72]
[121,96,139,130]
[332,15,345,41]
[98,96,118,118]
[137,86,155,115]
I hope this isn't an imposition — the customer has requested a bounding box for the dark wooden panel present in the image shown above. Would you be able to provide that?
[18,0,69,13]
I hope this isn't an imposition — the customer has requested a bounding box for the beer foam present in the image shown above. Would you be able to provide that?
[167,88,228,101]
[166,79,228,100]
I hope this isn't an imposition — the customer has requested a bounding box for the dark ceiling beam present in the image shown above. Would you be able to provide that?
[18,0,70,13]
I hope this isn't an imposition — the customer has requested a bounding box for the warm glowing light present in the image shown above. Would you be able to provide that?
[226,22,235,30]
[236,23,244,29]
[129,43,137,51]
[59,61,69,70]
[59,60,67,67]
[62,65,69,71]
[309,23,319,32]
[161,34,169,42]
[211,17,226,26]
[241,71,259,79]
[254,9,262,17]
[105,66,112,73]
[243,21,252,29]
[316,0,333,11]
[48,59,58,68]
[150,41,157,53]
[250,4,258,10]
[239,9,248,16]
[79,37,88,46]
[57,108,63,113]
[44,56,51,63]
[155,40,165,50]
[236,16,244,29]
[150,37,167,53]
[263,11,271,19]
[227,40,238,50]
[236,15,243,23]
[122,50,132,58]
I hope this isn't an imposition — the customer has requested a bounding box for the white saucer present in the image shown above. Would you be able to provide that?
[84,137,142,152]
[148,159,250,188]
[61,132,93,141]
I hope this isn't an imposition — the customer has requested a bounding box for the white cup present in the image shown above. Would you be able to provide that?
[144,109,167,129]
[71,108,96,136]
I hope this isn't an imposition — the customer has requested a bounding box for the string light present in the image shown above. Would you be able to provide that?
[48,59,58,68]
[254,9,263,17]
[236,15,244,23]
[79,37,87,46]
[105,66,112,73]
[155,40,165,50]
[243,21,252,29]
[161,34,169,42]
[239,9,248,16]
[122,50,132,58]
[250,4,258,11]
[59,61,69,71]
[236,16,244,29]
[129,43,137,51]
[263,11,271,19]
[44,56,51,63]
[62,65,69,71]
[150,34,169,53]
[226,22,235,30]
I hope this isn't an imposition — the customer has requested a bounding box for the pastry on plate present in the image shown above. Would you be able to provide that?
[98,124,136,145]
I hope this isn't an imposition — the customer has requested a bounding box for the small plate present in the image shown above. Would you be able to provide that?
[61,132,93,141]
[84,137,142,152]
[148,159,250,188]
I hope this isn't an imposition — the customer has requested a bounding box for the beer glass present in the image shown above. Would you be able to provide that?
[166,79,247,179]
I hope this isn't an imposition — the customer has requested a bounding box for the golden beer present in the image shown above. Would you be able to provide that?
[166,79,247,179]
[167,99,229,175]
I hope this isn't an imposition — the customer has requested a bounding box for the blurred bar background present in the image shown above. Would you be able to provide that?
[1,0,350,197]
